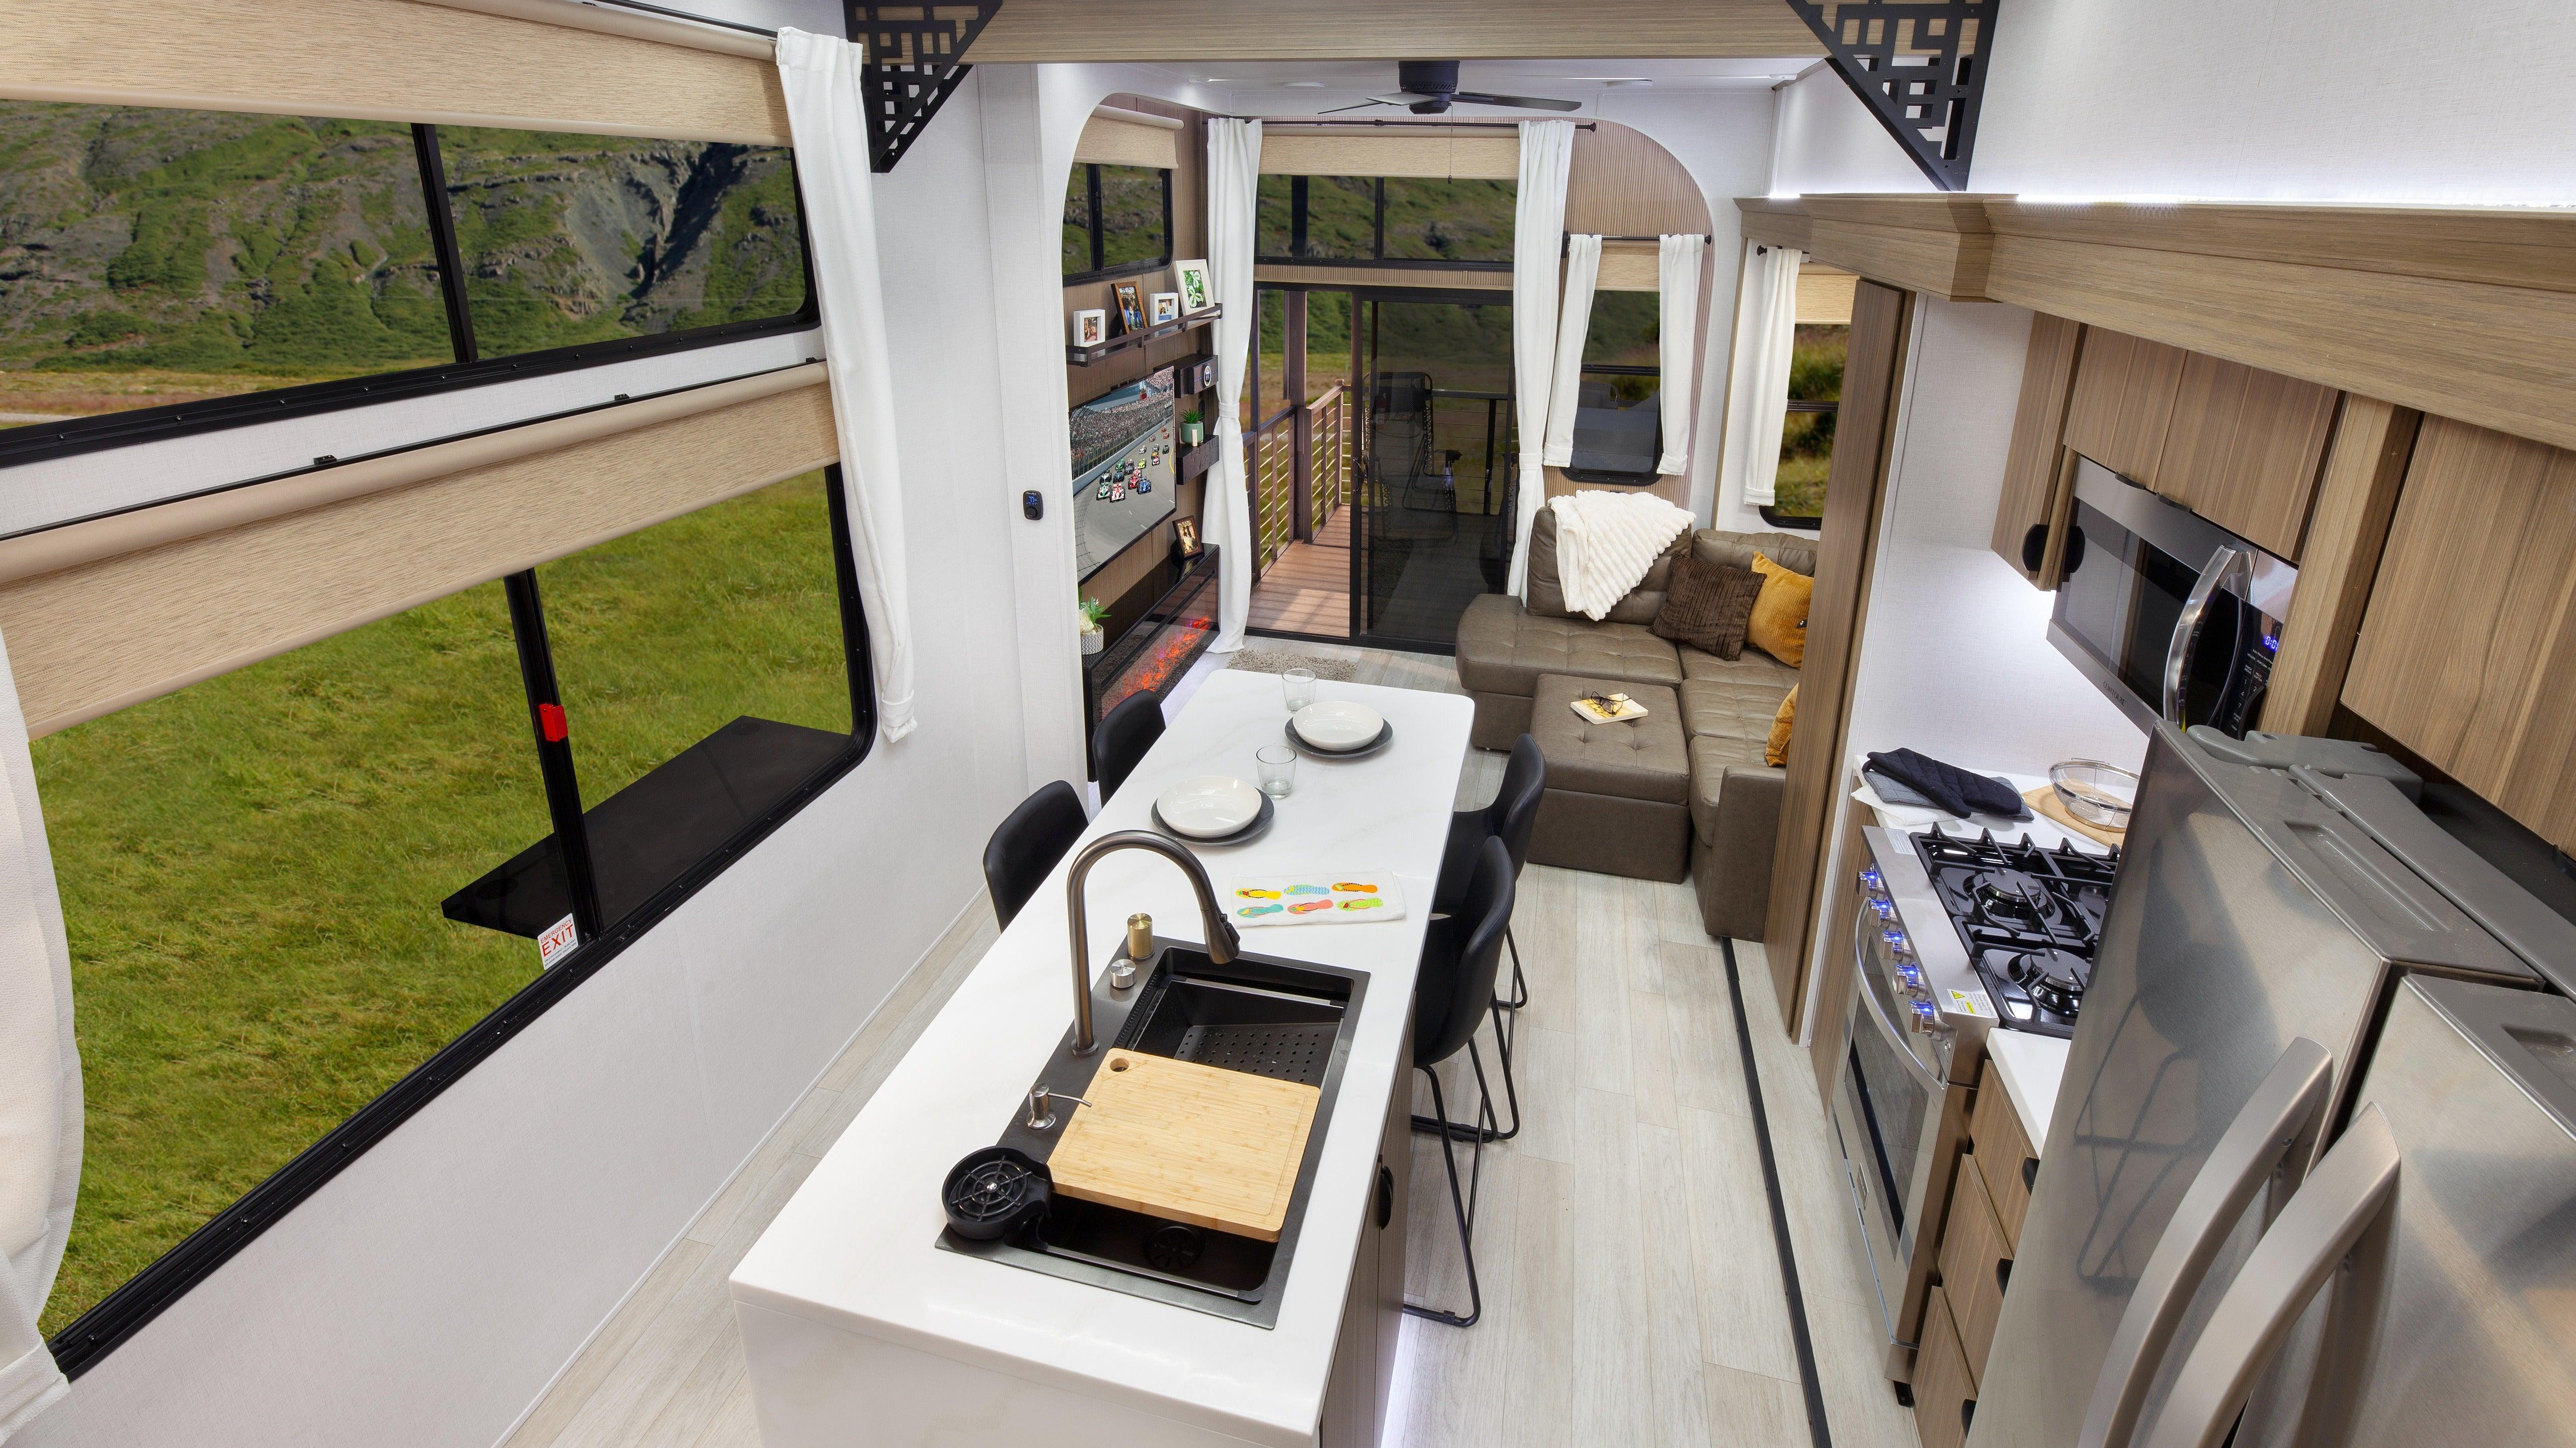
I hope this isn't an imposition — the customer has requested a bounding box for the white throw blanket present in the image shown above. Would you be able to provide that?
[1550,491,1694,619]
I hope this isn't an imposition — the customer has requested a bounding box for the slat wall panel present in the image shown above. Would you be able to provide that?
[2341,418,2576,853]
[0,376,837,736]
[1563,122,1714,239]
[1765,280,1910,1027]
[2260,399,2422,736]
[2,0,789,145]
[1989,313,2085,582]
[2157,354,2340,560]
[2060,327,2186,488]
[966,0,1824,61]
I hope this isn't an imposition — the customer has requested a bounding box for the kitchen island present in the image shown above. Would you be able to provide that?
[731,671,1474,1448]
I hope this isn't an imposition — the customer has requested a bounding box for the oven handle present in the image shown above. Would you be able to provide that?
[2162,544,2251,724]
[2076,1037,2334,1448]
[1851,908,1942,1091]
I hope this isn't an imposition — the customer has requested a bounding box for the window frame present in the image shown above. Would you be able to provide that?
[0,118,822,471]
[43,462,874,1377]
[1061,161,1175,286]
[1758,397,1837,532]
[1257,174,1517,273]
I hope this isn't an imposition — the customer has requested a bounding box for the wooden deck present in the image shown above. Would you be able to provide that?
[1247,505,1352,638]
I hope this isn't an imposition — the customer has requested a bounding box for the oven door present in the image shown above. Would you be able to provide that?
[2049,456,2294,735]
[1830,907,1947,1349]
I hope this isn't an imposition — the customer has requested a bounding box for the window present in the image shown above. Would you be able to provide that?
[1763,323,1847,530]
[36,469,868,1369]
[0,101,814,468]
[1561,290,1663,485]
[1060,163,1172,283]
[1257,175,1515,268]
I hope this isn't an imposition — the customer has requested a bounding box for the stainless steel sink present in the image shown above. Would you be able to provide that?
[935,938,1367,1327]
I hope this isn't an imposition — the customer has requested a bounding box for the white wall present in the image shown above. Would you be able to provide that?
[1973,0,2576,204]
[1766,67,1934,198]
[15,68,1052,1448]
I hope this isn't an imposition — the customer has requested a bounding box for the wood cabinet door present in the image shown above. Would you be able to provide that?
[2060,328,2187,489]
[1991,313,2085,585]
[2343,416,2576,854]
[1938,1153,2013,1384]
[1914,1285,1980,1448]
[1966,1068,2037,1247]
[2157,352,2340,560]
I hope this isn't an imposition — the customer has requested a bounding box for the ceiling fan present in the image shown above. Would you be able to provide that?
[1323,61,1582,115]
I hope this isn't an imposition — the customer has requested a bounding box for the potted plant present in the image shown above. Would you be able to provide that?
[1079,596,1109,655]
[1181,409,1204,448]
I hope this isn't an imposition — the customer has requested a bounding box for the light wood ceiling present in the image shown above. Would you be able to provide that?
[966,0,1827,62]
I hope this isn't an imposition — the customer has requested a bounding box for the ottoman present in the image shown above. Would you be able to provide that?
[1526,674,1692,882]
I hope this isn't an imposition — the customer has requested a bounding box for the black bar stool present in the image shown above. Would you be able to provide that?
[981,780,1087,928]
[1428,734,1543,1143]
[1093,692,1167,801]
[1404,836,1515,1329]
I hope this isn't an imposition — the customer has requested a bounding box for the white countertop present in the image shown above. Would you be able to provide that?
[1852,759,2100,1149]
[730,671,1473,1447]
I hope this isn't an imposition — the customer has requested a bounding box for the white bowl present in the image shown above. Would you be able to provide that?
[1155,775,1263,838]
[1293,699,1384,751]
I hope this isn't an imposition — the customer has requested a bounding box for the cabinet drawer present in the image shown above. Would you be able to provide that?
[1939,1152,2013,1383]
[1968,1069,2037,1247]
[1913,1284,1979,1448]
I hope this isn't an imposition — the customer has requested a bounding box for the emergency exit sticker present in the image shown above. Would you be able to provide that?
[1947,989,1983,1017]
[538,915,579,969]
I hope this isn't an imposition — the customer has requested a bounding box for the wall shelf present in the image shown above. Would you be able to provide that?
[1178,436,1219,480]
[1068,304,1222,367]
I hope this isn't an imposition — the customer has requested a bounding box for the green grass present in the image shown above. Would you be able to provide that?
[32,473,847,1334]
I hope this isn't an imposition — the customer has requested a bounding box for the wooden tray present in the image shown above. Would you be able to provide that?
[2025,785,2126,849]
[1048,1048,1320,1242]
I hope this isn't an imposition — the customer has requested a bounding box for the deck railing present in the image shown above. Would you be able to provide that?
[1307,384,1348,532]
[1249,404,1298,574]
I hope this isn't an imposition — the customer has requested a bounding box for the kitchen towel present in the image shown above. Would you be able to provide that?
[1226,873,1405,926]
[1548,490,1695,619]
[1865,750,2033,820]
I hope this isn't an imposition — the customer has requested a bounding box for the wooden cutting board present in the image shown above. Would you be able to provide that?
[1048,1049,1320,1242]
[2024,785,2126,849]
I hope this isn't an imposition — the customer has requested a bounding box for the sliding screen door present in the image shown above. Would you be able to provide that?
[1350,290,1515,650]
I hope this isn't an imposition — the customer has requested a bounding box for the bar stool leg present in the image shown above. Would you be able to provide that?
[1403,1065,1485,1328]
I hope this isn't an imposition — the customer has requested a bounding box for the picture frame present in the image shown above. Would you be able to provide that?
[1174,517,1201,556]
[1172,260,1212,315]
[1072,309,1106,347]
[1150,291,1181,325]
[1111,282,1145,335]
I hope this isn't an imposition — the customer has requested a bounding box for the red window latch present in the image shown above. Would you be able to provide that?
[537,703,569,742]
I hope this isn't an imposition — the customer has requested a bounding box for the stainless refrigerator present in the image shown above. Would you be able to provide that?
[1970,722,2576,1447]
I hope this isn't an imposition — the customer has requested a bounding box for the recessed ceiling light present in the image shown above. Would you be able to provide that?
[1284,81,1326,88]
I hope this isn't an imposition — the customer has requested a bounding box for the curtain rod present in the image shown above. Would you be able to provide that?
[1567,233,1713,248]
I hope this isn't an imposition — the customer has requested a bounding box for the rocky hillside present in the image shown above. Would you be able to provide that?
[0,102,808,414]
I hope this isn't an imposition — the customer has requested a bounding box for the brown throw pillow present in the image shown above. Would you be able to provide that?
[1651,553,1763,658]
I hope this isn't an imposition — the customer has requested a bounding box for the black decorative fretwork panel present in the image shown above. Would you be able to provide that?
[1786,0,1993,191]
[845,3,1001,172]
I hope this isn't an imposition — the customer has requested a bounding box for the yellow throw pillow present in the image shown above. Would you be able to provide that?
[1766,684,1798,768]
[1748,553,1813,668]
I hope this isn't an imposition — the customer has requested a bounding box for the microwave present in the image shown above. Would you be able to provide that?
[2047,457,2297,736]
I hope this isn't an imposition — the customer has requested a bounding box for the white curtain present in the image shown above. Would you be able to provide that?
[1203,118,1263,653]
[1505,119,1575,598]
[1656,234,1705,477]
[776,29,917,741]
[1719,241,1801,508]
[0,628,75,1443]
[1538,233,1602,468]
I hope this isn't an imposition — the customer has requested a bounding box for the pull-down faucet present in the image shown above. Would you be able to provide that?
[1063,829,1241,1054]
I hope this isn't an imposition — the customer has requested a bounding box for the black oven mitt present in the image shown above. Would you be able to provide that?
[1865,749,2032,820]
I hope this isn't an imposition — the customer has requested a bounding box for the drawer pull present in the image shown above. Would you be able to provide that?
[1375,1164,1395,1229]
[1963,1399,1977,1434]
[1997,1256,2013,1293]
[2022,1156,2039,1192]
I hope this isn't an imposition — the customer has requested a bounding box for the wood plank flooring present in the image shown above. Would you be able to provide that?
[1248,535,1352,638]
[500,647,1921,1448]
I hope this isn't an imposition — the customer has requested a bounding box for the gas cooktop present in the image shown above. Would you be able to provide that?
[1910,831,2120,1038]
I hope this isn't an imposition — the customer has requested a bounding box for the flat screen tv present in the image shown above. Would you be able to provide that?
[1069,365,1177,580]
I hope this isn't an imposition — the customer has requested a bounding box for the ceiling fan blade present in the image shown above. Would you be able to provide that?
[1318,98,1398,114]
[1449,91,1583,113]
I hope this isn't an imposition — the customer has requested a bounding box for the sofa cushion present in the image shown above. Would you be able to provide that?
[1651,552,1762,657]
[1695,529,1819,579]
[1679,643,1800,689]
[1455,593,1683,698]
[1529,675,1689,805]
[1524,506,1691,624]
[1690,733,1775,845]
[1680,676,1793,744]
[1747,552,1814,668]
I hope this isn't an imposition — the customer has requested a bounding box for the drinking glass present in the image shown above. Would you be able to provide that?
[1281,667,1318,713]
[1256,745,1297,799]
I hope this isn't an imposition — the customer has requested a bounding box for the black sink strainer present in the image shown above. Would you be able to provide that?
[1173,1022,1339,1087]
[943,1146,1051,1241]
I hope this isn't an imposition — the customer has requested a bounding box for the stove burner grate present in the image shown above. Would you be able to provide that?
[1910,828,2118,1035]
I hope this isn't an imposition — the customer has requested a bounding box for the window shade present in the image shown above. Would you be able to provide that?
[0,0,789,145]
[0,366,835,737]
[1075,106,1181,169]
[1259,130,1518,180]
[1796,267,1858,325]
